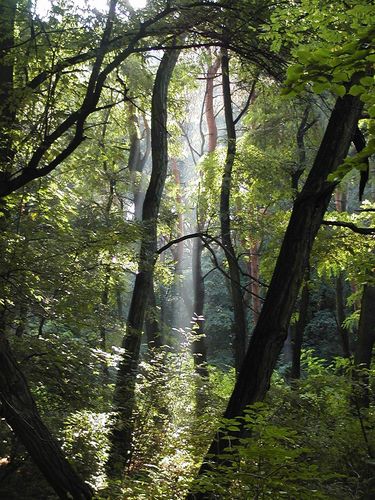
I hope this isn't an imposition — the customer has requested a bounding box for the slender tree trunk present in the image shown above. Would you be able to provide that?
[107,47,180,477]
[206,55,220,152]
[336,272,351,358]
[334,189,351,358]
[190,54,220,381]
[0,336,93,499]
[220,49,247,373]
[353,284,375,409]
[192,236,208,377]
[190,94,363,491]
[290,271,310,380]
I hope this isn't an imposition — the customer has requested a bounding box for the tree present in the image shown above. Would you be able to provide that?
[192,93,363,489]
[354,284,375,408]
[107,45,180,477]
[220,48,248,373]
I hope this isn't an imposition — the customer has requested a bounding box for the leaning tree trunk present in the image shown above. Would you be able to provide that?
[0,3,92,496]
[190,93,363,491]
[106,47,180,478]
[220,49,247,373]
[0,336,93,499]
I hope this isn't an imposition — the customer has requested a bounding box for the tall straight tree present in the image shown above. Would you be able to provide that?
[190,93,363,493]
[191,53,220,382]
[107,46,180,477]
[220,48,247,373]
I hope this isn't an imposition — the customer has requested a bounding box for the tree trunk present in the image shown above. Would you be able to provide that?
[192,236,208,378]
[206,54,220,152]
[334,189,351,358]
[107,47,180,478]
[353,285,375,408]
[190,54,220,380]
[0,336,93,499]
[220,49,247,373]
[336,272,351,358]
[0,3,92,496]
[191,93,362,488]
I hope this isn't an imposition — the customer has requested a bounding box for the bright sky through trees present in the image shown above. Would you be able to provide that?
[36,0,147,17]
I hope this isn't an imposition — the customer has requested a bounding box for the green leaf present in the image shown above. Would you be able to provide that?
[359,76,374,87]
[349,84,365,96]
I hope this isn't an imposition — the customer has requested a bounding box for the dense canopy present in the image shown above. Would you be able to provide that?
[0,0,374,498]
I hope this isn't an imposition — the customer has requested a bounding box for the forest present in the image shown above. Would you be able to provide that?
[0,0,374,498]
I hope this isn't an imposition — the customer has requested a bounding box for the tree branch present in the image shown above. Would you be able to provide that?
[322,220,375,235]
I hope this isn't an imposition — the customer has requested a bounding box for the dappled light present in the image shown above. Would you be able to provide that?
[0,0,374,498]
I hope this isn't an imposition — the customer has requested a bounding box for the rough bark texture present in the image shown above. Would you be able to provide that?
[191,94,363,490]
[107,47,180,477]
[0,336,93,499]
[220,49,247,373]
[353,285,375,408]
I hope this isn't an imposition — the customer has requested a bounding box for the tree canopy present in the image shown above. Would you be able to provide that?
[0,0,374,498]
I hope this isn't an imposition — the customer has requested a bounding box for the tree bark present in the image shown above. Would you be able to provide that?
[107,47,180,477]
[220,49,247,373]
[191,93,363,490]
[353,286,375,408]
[192,236,209,378]
[0,336,93,499]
